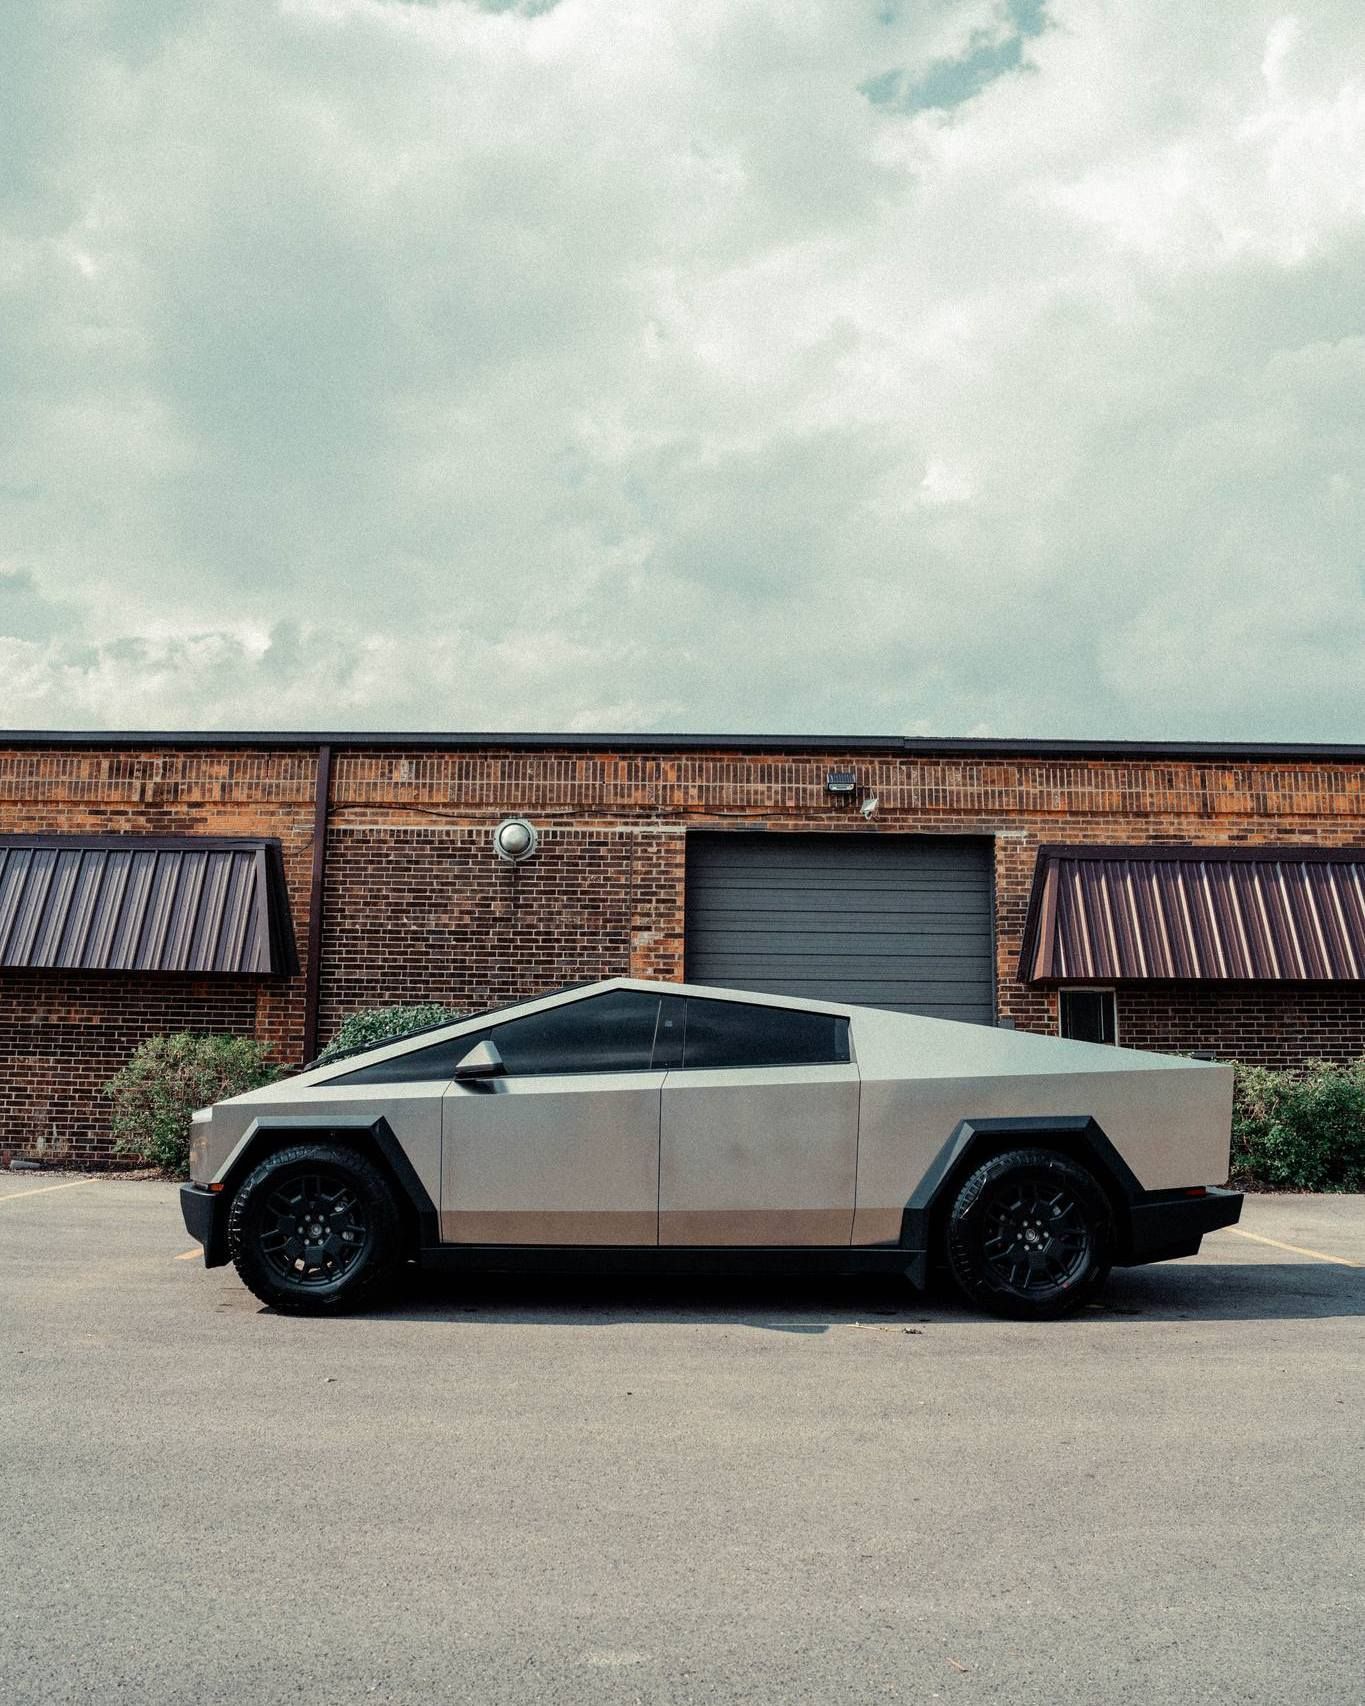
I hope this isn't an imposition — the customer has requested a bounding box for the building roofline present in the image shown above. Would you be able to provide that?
[0,729,1362,763]
[1031,843,1365,863]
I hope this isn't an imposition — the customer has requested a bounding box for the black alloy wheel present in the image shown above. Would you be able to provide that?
[227,1142,402,1315]
[945,1148,1113,1319]
[258,1168,372,1287]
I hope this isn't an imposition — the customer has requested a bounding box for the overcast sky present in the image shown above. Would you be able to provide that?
[2,1,1362,739]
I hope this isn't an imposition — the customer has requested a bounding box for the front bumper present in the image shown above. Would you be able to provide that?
[1122,1185,1243,1266]
[180,1184,230,1268]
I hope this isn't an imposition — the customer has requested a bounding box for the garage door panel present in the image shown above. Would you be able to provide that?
[687,958,994,985]
[685,833,994,1021]
[687,930,992,958]
[694,845,983,870]
[688,899,993,923]
[688,970,991,991]
[690,980,991,1018]
[688,899,992,922]
[690,876,993,893]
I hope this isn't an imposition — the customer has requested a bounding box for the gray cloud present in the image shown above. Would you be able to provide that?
[0,0,1362,738]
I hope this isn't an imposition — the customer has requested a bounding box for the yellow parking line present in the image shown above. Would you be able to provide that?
[174,1248,202,1261]
[0,1178,93,1204]
[1226,1226,1360,1268]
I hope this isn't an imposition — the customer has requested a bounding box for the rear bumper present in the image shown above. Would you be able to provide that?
[180,1184,230,1268]
[1121,1185,1242,1267]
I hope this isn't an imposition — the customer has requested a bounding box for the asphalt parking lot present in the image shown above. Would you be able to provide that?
[1,1178,1361,1706]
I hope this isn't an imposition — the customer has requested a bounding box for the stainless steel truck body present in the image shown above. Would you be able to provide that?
[181,977,1241,1318]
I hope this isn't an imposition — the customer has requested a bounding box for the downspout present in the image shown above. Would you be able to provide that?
[301,743,333,1064]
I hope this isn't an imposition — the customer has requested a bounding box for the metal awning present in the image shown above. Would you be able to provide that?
[1020,845,1365,983]
[0,837,298,976]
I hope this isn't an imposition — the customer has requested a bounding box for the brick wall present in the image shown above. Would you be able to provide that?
[0,745,318,1165]
[0,740,1362,1163]
[1116,983,1365,1067]
[320,825,642,1029]
[322,744,1365,1041]
[0,972,260,1166]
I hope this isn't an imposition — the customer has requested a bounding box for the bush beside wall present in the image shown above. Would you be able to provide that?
[314,1004,465,1065]
[1230,1057,1365,1192]
[104,1034,280,1175]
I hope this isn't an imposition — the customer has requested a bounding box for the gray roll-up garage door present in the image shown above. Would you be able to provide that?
[684,833,995,1021]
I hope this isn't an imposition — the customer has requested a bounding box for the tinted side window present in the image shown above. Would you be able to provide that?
[652,994,686,1070]
[332,1032,474,1085]
[332,992,666,1084]
[491,991,663,1076]
[681,999,850,1069]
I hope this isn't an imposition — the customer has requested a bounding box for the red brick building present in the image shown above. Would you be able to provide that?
[1,731,1362,1166]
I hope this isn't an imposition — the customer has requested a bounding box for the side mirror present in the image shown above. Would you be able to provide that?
[454,1038,504,1081]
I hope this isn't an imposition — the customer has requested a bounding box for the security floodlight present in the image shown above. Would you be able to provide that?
[492,817,538,863]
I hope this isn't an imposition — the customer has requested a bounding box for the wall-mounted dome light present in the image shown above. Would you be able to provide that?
[492,817,539,863]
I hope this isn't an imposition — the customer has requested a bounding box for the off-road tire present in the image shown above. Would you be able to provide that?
[945,1147,1113,1320]
[227,1142,402,1315]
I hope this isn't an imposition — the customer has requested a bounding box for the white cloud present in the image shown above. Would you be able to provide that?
[0,0,1362,737]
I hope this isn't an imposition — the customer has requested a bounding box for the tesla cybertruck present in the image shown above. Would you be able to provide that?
[181,977,1241,1318]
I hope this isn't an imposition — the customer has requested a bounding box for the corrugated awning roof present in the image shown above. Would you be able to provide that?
[0,837,297,976]
[1020,845,1365,983]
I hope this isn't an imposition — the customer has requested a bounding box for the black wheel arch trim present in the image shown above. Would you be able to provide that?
[218,1115,438,1247]
[895,1113,1222,1286]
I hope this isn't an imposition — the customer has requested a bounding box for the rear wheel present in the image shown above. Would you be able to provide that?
[945,1148,1113,1319]
[227,1143,401,1315]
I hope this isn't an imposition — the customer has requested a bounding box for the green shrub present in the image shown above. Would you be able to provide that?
[104,1034,280,1174]
[314,1003,464,1065]
[1230,1057,1365,1192]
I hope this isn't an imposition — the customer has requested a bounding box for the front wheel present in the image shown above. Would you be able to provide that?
[944,1148,1113,1320]
[227,1143,402,1315]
